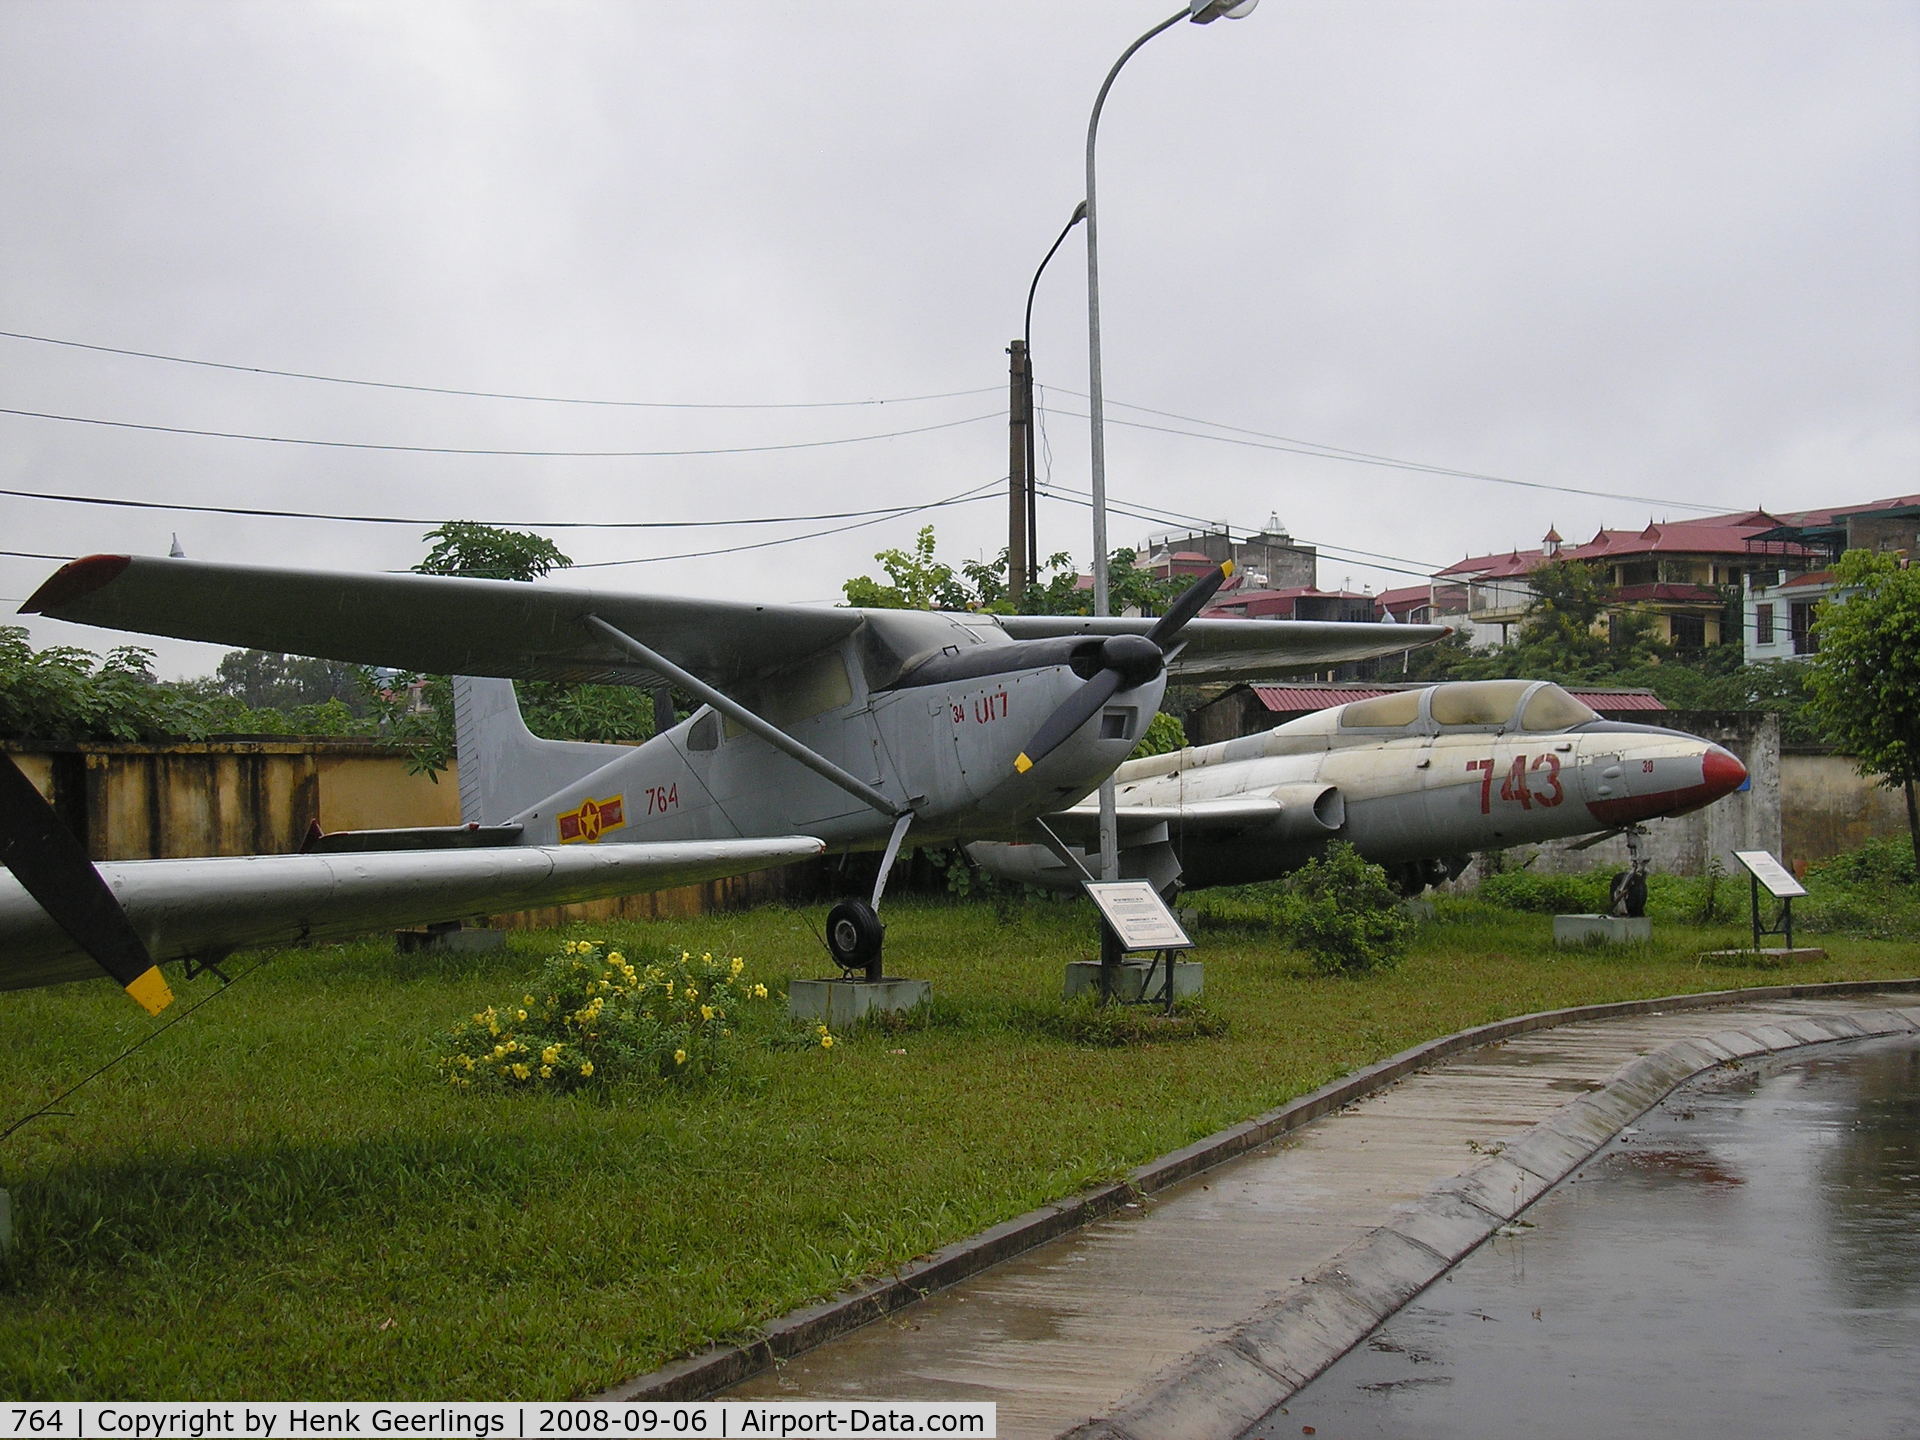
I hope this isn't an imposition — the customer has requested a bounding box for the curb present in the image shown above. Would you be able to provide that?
[603,978,1920,1404]
[1065,999,1920,1440]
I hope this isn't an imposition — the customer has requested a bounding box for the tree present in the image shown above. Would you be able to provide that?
[1804,550,1920,871]
[843,526,1182,618]
[414,521,572,580]
[379,524,653,777]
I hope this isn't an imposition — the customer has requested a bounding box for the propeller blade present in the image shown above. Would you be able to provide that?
[1144,559,1234,652]
[1015,668,1124,774]
[1012,562,1235,777]
[0,754,173,1013]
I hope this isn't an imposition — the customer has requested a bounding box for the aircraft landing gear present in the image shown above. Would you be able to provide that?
[826,898,886,983]
[1609,826,1650,918]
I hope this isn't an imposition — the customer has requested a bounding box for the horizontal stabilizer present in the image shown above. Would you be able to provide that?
[303,823,525,853]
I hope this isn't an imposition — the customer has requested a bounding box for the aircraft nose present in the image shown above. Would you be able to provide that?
[1702,744,1748,798]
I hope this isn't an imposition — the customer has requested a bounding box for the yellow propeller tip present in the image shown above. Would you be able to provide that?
[1221,559,1236,578]
[125,966,174,1016]
[1014,753,1034,774]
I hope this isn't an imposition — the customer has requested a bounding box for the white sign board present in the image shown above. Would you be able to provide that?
[1733,850,1808,899]
[1084,881,1194,952]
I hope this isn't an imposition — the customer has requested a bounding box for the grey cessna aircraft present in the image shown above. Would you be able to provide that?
[11,553,1445,1006]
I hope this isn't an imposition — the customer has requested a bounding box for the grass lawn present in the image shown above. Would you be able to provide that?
[2,890,1914,1400]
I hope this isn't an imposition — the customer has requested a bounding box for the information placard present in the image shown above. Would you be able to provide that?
[1084,881,1193,952]
[1733,850,1807,899]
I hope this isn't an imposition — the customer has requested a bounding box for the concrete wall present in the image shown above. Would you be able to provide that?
[1780,750,1912,871]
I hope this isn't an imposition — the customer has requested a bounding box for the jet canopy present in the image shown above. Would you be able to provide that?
[1335,680,1600,735]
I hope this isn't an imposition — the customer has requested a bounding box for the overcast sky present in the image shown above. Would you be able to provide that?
[4,0,1916,678]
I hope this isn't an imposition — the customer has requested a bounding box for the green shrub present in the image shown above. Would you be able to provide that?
[1807,836,1917,887]
[1476,869,1610,914]
[435,940,826,1091]
[1280,843,1413,976]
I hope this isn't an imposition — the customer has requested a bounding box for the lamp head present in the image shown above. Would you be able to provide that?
[1190,0,1258,21]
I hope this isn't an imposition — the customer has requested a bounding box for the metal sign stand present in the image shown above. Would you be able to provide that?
[1082,881,1195,1012]
[1733,849,1808,952]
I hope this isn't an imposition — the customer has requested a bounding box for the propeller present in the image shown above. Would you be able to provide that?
[1014,560,1235,774]
[0,753,174,1014]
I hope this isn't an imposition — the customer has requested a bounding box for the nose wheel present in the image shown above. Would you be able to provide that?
[826,899,886,982]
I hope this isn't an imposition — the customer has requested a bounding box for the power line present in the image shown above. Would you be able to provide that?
[1040,394,1730,516]
[0,405,999,458]
[0,484,995,531]
[569,480,1005,567]
[0,329,998,411]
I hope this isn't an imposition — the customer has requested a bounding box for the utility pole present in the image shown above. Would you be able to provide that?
[1007,339,1031,600]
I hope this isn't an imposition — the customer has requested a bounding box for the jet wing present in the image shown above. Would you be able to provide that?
[0,836,823,995]
[1033,796,1287,844]
[24,555,867,690]
[996,615,1450,681]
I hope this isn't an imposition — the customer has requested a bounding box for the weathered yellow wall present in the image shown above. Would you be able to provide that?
[4,741,817,924]
[1780,751,1911,870]
[314,753,462,833]
[5,741,456,859]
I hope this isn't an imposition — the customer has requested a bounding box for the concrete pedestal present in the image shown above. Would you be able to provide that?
[1063,958,1204,1003]
[394,924,507,955]
[1699,947,1828,964]
[788,977,931,1028]
[1553,914,1652,946]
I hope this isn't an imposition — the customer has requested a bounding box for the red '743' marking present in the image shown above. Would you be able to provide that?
[1467,754,1564,813]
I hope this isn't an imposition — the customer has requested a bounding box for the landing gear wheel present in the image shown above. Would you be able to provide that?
[827,899,886,982]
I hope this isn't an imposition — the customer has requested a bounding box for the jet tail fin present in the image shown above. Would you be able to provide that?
[450,677,629,824]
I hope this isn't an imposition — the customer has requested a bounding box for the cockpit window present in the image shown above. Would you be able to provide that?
[1339,691,1423,729]
[1428,679,1535,727]
[1520,683,1599,732]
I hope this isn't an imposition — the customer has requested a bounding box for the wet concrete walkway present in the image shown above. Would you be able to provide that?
[628,983,1920,1439]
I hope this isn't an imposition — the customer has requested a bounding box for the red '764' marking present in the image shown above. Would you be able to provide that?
[1467,754,1564,813]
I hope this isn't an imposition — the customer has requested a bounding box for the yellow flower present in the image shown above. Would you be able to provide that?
[608,951,624,965]
[522,994,535,1007]
[579,1060,594,1077]
[752,983,768,1000]
[541,1045,561,1066]
[820,1034,835,1050]
[673,1049,687,1066]
[730,956,744,975]
[510,1063,530,1080]
[700,1005,714,1022]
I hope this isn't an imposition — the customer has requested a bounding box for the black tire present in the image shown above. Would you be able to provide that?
[826,899,886,981]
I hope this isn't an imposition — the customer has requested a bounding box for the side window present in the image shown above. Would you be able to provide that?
[686,710,720,752]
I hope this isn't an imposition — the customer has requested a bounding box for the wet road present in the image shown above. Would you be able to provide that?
[1250,1033,1920,1440]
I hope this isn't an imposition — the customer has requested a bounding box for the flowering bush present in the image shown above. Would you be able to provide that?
[437,940,827,1091]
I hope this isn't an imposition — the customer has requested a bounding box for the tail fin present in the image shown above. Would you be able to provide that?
[450,677,629,824]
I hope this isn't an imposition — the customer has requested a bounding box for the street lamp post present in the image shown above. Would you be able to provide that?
[1083,0,1259,884]
[1011,202,1087,600]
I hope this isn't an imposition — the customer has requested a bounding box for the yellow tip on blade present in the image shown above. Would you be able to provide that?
[125,966,174,1016]
[1014,753,1034,774]
[1221,559,1236,578]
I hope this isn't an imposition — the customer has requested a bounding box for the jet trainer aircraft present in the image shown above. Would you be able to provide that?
[14,552,1447,1004]
[966,678,1750,895]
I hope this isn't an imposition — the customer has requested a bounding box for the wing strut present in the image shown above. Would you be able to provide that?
[581,614,907,821]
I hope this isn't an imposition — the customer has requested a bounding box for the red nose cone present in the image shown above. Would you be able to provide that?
[1702,746,1748,798]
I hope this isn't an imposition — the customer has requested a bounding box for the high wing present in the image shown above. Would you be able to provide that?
[996,615,1451,680]
[0,837,823,996]
[26,555,1447,690]
[25,555,866,690]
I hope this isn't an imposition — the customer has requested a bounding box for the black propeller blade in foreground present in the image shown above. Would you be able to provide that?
[1014,560,1235,774]
[0,753,174,1014]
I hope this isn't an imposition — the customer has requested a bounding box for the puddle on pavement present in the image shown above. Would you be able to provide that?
[1247,1032,1920,1440]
